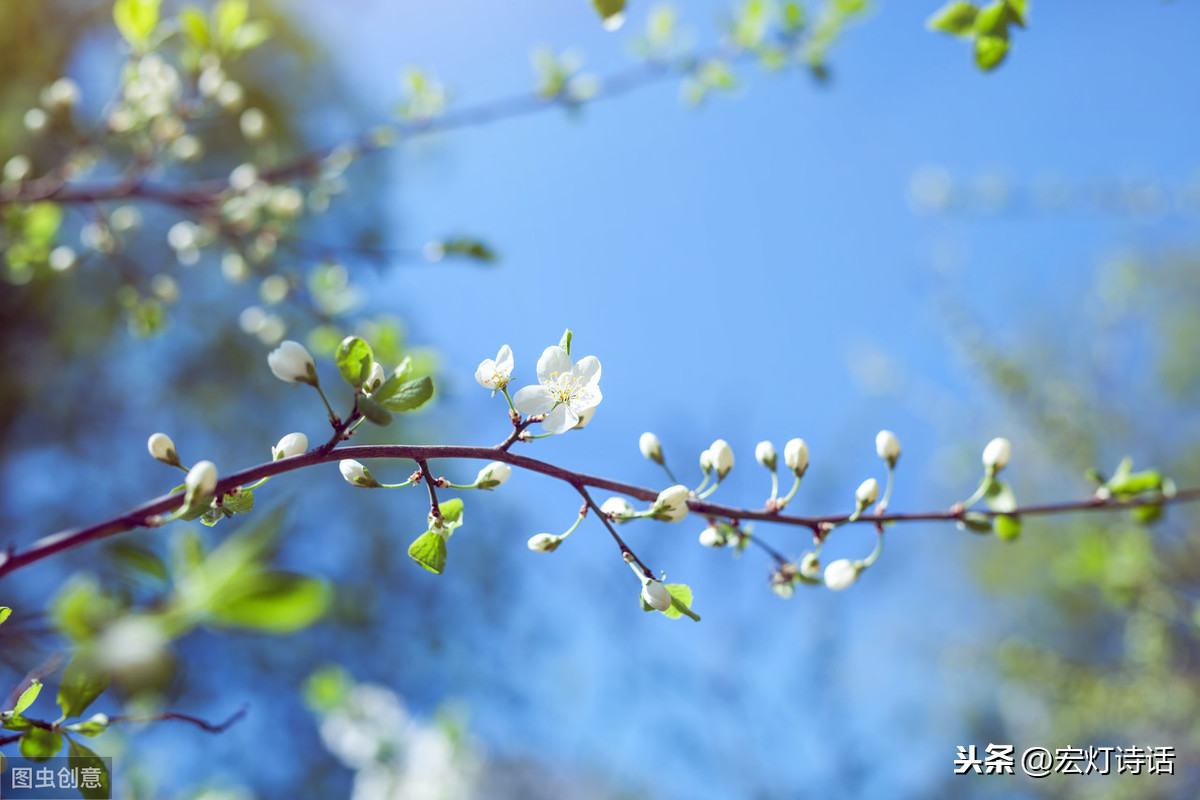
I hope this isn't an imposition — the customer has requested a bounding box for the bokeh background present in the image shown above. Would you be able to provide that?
[2,1,1199,798]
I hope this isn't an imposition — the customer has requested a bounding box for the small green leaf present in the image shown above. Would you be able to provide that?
[1004,0,1027,26]
[221,488,255,516]
[12,680,41,716]
[972,0,1009,34]
[995,514,1021,540]
[113,0,161,47]
[214,0,248,45]
[335,335,374,388]
[379,375,434,412]
[107,542,169,583]
[57,656,109,720]
[0,606,10,626]
[19,726,62,761]
[2,714,33,731]
[984,479,1017,513]
[591,0,626,26]
[210,571,332,633]
[179,6,210,47]
[408,531,447,574]
[357,395,394,426]
[974,33,1009,70]
[64,713,110,737]
[372,357,414,401]
[440,238,498,263]
[926,1,978,35]
[957,512,994,533]
[439,498,464,525]
[1109,469,1163,497]
[662,584,701,621]
[781,1,805,32]
[1132,503,1163,524]
[68,736,111,799]
[558,329,573,355]
[232,19,270,51]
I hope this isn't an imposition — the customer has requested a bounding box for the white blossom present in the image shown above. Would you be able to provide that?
[855,478,879,508]
[147,432,178,465]
[527,533,561,553]
[572,406,596,429]
[186,460,218,497]
[709,439,734,479]
[698,526,724,547]
[641,577,672,611]
[983,437,1012,472]
[268,340,317,384]
[512,346,602,435]
[365,361,385,392]
[823,559,860,591]
[474,344,513,394]
[755,440,776,470]
[601,497,634,520]
[875,430,901,465]
[784,438,809,475]
[639,432,663,463]
[799,552,820,579]
[339,459,379,488]
[651,484,690,522]
[272,432,308,460]
[475,461,511,490]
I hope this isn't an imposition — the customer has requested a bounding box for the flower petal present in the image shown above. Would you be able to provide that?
[543,403,577,435]
[495,344,513,372]
[536,346,572,383]
[572,385,602,412]
[474,358,496,388]
[573,355,601,386]
[513,385,554,415]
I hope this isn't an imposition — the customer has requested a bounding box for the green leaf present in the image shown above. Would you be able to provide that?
[440,237,498,262]
[304,666,351,713]
[57,656,109,720]
[439,497,464,525]
[335,335,374,388]
[113,0,161,47]
[1132,503,1163,524]
[1004,0,1027,26]
[67,736,111,799]
[232,19,270,51]
[995,514,1021,541]
[179,6,210,47]
[1109,469,1163,497]
[357,395,394,426]
[221,488,255,515]
[64,713,110,737]
[0,606,10,626]
[372,357,414,401]
[558,328,573,355]
[19,727,62,762]
[1,714,33,731]
[408,531,447,574]
[591,0,626,26]
[108,541,169,582]
[379,375,434,412]
[662,584,701,621]
[957,512,994,533]
[214,0,248,45]
[210,571,332,633]
[11,680,41,715]
[51,576,121,642]
[984,479,1017,513]
[973,0,1009,34]
[781,1,805,32]
[974,33,1009,70]
[926,1,978,35]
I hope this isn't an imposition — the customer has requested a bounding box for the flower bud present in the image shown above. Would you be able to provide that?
[709,439,734,480]
[147,432,179,466]
[475,461,511,490]
[770,563,799,598]
[784,438,809,476]
[601,497,634,520]
[651,484,690,522]
[983,437,1011,473]
[272,432,308,460]
[268,340,317,385]
[699,449,713,474]
[755,440,777,471]
[855,477,879,509]
[875,430,901,466]
[641,577,673,611]
[365,361,385,392]
[823,559,860,591]
[698,526,724,547]
[799,552,821,579]
[185,460,217,498]
[639,432,663,464]
[339,459,380,488]
[527,533,562,553]
[572,406,596,429]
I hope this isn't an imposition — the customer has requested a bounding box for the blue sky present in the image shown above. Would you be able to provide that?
[268,1,1200,797]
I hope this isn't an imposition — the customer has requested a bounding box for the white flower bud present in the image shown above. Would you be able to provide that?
[784,438,809,476]
[799,552,821,579]
[527,533,561,553]
[639,432,663,464]
[475,461,511,489]
[147,432,178,466]
[572,406,596,429]
[709,439,734,479]
[755,440,777,470]
[339,459,379,488]
[875,430,901,465]
[641,577,673,611]
[823,559,860,591]
[185,460,217,497]
[601,497,634,520]
[272,432,308,460]
[983,437,1012,472]
[855,478,879,508]
[698,526,724,547]
[365,361,385,392]
[268,340,316,384]
[651,484,690,522]
[699,449,713,474]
